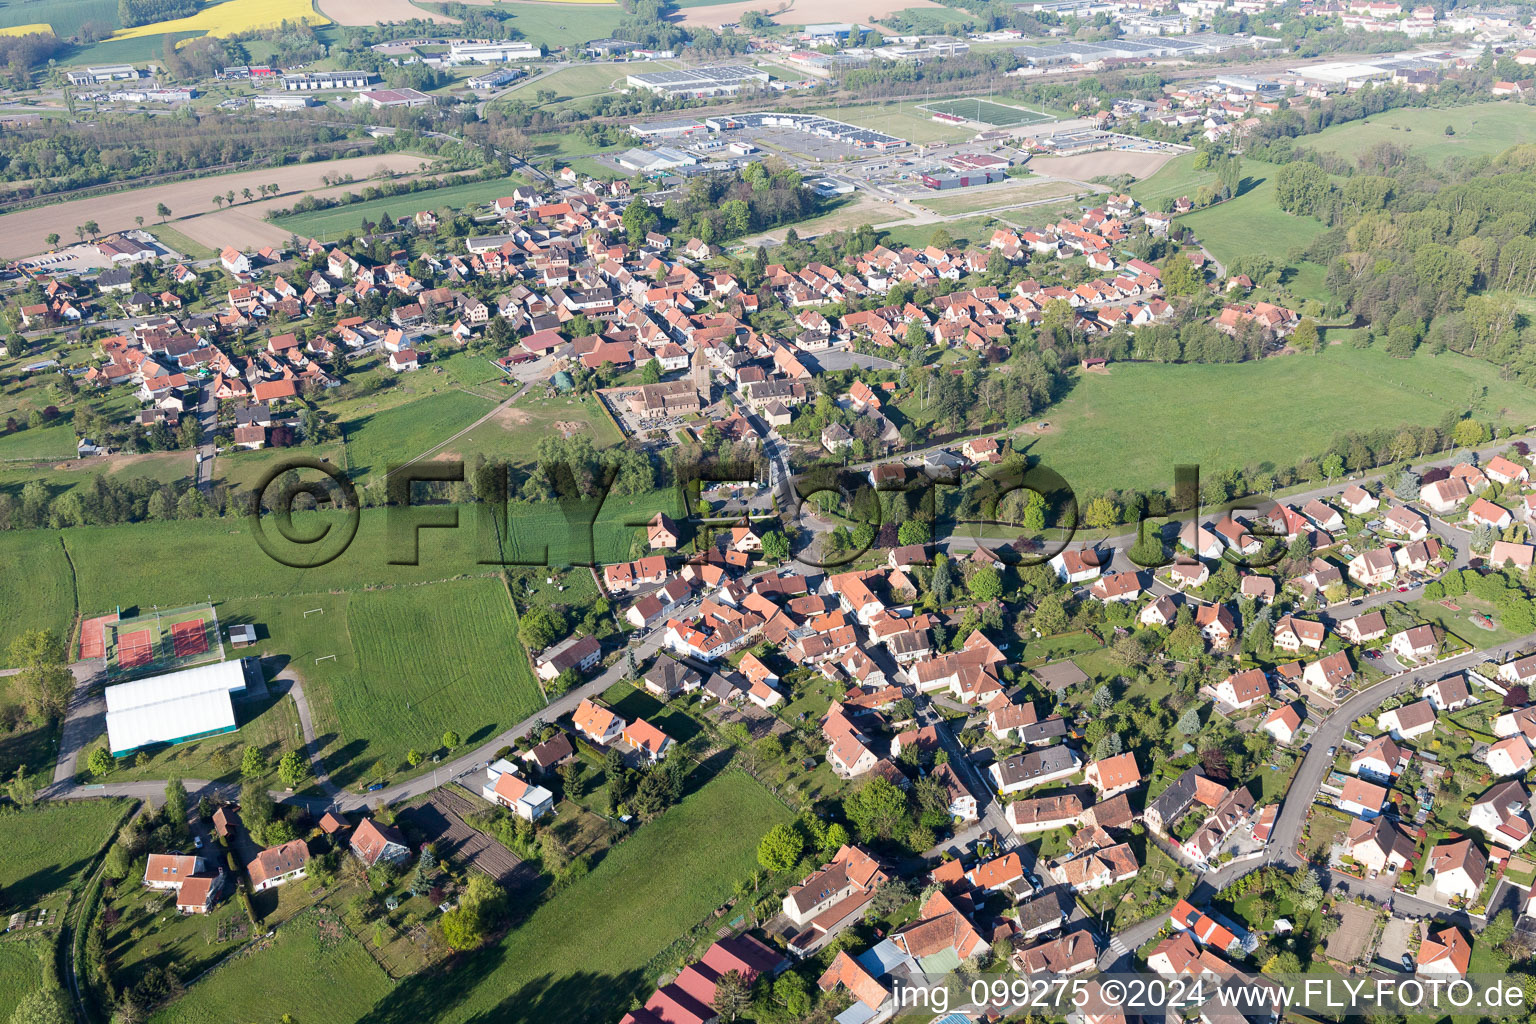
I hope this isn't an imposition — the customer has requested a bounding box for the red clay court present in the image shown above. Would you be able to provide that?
[170,618,209,658]
[79,613,119,660]
[116,627,155,670]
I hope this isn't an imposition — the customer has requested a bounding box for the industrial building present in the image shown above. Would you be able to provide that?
[446,40,541,63]
[255,94,317,110]
[921,169,1006,189]
[105,658,256,757]
[615,147,700,172]
[468,68,522,91]
[66,64,141,86]
[281,71,374,91]
[626,65,770,97]
[355,88,433,108]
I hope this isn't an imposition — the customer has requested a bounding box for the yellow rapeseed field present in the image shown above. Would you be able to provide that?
[112,0,329,40]
[0,23,55,36]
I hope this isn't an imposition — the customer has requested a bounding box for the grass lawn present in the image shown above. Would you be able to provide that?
[462,3,626,50]
[1022,346,1536,496]
[261,579,545,789]
[274,177,525,241]
[0,451,197,511]
[915,179,1084,218]
[451,393,621,470]
[0,800,127,908]
[0,530,76,654]
[1129,151,1217,208]
[743,195,911,245]
[0,941,43,1022]
[1307,101,1536,167]
[599,682,702,745]
[1407,595,1526,648]
[146,224,218,261]
[214,441,348,496]
[0,422,75,461]
[147,910,393,1024]
[813,101,978,145]
[341,388,497,483]
[880,215,1001,250]
[368,770,792,1024]
[1178,162,1327,266]
[103,861,255,993]
[496,62,668,106]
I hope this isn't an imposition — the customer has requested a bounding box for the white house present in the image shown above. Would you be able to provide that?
[1350,735,1402,781]
[1427,838,1486,901]
[1215,668,1269,710]
[1377,699,1436,742]
[1389,626,1438,663]
[1260,704,1303,745]
[1488,736,1534,777]
[1423,674,1474,712]
[1336,777,1387,819]
[483,761,554,821]
[1050,548,1104,584]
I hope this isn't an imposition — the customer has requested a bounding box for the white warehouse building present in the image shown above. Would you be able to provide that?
[447,40,541,63]
[105,658,254,757]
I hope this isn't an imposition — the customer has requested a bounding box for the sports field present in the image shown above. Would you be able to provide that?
[366,770,792,1024]
[265,579,546,787]
[1306,101,1536,167]
[815,101,975,144]
[102,602,221,676]
[920,96,1053,128]
[1025,346,1536,497]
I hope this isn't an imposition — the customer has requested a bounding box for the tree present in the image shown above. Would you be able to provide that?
[897,519,931,545]
[969,565,1002,603]
[406,748,424,768]
[1291,318,1319,352]
[1452,418,1490,448]
[103,842,131,881]
[83,220,98,238]
[1177,705,1203,735]
[712,971,751,1023]
[240,779,274,833]
[1321,453,1344,481]
[240,744,267,779]
[821,821,851,852]
[87,745,115,777]
[1085,496,1119,530]
[156,202,171,222]
[845,776,909,841]
[440,904,485,950]
[1032,594,1068,636]
[9,987,70,1024]
[1163,255,1202,297]
[773,972,812,1017]
[1292,867,1325,912]
[757,823,804,871]
[164,777,187,824]
[6,629,72,722]
[760,531,789,563]
[44,233,58,247]
[278,750,308,789]
[442,730,461,750]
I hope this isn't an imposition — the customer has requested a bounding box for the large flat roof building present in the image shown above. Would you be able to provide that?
[105,658,253,756]
[626,65,769,97]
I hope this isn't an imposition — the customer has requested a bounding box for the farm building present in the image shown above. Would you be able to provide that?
[104,658,254,757]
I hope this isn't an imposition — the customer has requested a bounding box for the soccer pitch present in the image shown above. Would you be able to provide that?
[920,97,1055,128]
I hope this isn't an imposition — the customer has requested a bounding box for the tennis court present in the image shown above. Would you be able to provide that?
[116,628,156,670]
[78,613,119,660]
[170,618,210,658]
[919,97,1055,128]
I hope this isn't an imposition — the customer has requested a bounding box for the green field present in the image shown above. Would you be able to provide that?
[815,101,977,144]
[1128,151,1217,208]
[498,61,670,107]
[253,579,545,787]
[920,96,1053,128]
[0,451,197,510]
[0,942,43,1021]
[99,691,305,786]
[0,800,125,910]
[1307,101,1536,166]
[458,2,626,50]
[148,911,393,1024]
[1178,161,1327,266]
[273,177,525,241]
[1025,346,1536,496]
[364,770,792,1024]
[0,0,118,36]
[0,423,75,461]
[453,393,623,469]
[0,531,76,654]
[341,388,497,483]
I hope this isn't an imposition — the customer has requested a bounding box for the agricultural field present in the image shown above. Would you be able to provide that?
[147,911,393,1024]
[372,771,792,1024]
[1024,345,1536,497]
[340,388,498,484]
[0,800,126,909]
[814,100,977,145]
[320,0,453,22]
[915,179,1084,217]
[1306,101,1536,167]
[450,2,627,49]
[0,942,44,1022]
[112,0,328,40]
[272,176,522,241]
[0,154,430,262]
[278,579,546,788]
[1178,162,1327,267]
[0,0,117,36]
[0,531,76,654]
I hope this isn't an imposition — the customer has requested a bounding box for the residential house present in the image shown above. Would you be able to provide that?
[1083,752,1141,799]
[1377,699,1437,742]
[1351,735,1403,781]
[1389,626,1438,663]
[1423,674,1474,712]
[1345,816,1416,875]
[351,818,410,868]
[1336,777,1388,818]
[572,698,625,746]
[1260,703,1304,745]
[247,839,309,892]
